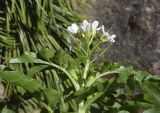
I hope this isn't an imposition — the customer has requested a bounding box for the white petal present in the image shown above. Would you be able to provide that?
[67,26,74,33]
[71,23,79,33]
[81,20,91,32]
[110,39,115,42]
[81,21,87,32]
[108,35,116,42]
[67,23,79,34]
[101,25,105,34]
[111,35,116,38]
[92,20,99,30]
[83,20,89,26]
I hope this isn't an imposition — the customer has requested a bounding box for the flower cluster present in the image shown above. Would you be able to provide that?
[67,20,116,42]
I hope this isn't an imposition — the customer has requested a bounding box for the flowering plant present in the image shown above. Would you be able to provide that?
[6,20,160,113]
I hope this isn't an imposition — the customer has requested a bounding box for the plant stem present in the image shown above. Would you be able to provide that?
[82,92,103,112]
[82,34,94,80]
[90,47,109,64]
[83,59,90,79]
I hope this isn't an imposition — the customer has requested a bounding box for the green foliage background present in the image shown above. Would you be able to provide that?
[0,0,79,112]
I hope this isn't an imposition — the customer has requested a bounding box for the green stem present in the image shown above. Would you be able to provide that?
[83,59,90,79]
[90,47,109,64]
[90,41,101,54]
[82,34,94,80]
[82,92,103,112]
[88,34,94,48]
[66,29,87,55]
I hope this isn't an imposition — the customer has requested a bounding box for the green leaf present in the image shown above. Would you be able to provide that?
[59,102,70,113]
[143,107,160,113]
[54,49,69,68]
[38,47,55,61]
[0,65,6,71]
[134,71,149,82]
[126,100,153,109]
[10,52,38,63]
[144,75,160,81]
[42,88,62,106]
[113,88,124,97]
[69,57,85,70]
[118,110,130,113]
[0,71,42,93]
[126,76,135,95]
[9,52,48,64]
[112,102,121,109]
[143,81,160,104]
[27,65,49,77]
[1,108,16,113]
[115,66,134,84]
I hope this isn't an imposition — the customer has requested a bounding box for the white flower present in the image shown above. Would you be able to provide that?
[67,21,116,42]
[101,25,116,42]
[81,20,91,32]
[108,34,116,42]
[91,20,99,31]
[80,20,101,32]
[67,23,79,34]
